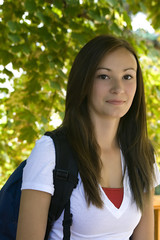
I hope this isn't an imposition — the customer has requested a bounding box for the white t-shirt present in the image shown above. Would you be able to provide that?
[22,136,160,240]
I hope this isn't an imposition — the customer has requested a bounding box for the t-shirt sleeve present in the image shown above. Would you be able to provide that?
[21,135,56,195]
[153,161,160,187]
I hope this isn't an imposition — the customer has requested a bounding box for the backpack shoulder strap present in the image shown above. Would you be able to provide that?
[44,127,79,240]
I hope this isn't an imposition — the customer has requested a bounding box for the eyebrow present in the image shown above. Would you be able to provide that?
[96,67,136,72]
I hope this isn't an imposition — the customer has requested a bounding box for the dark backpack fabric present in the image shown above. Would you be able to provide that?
[0,128,79,240]
[0,160,26,240]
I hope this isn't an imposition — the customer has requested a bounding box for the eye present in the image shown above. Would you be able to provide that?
[97,74,110,80]
[123,74,133,80]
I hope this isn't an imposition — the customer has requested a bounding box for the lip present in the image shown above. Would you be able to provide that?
[106,100,126,105]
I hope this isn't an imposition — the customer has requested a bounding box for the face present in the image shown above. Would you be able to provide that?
[88,47,137,121]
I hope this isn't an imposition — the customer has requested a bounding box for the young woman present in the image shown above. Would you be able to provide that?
[16,35,160,240]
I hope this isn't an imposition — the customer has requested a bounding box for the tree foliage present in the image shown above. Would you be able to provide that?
[0,0,160,186]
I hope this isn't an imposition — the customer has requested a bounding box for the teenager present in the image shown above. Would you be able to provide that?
[16,35,160,240]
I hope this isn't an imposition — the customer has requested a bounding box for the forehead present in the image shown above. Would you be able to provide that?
[97,47,137,70]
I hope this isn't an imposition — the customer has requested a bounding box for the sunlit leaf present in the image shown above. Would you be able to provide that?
[19,126,37,142]
[106,0,118,7]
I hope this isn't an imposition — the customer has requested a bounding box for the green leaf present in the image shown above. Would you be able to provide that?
[36,11,50,25]
[57,69,66,78]
[106,0,118,7]
[123,11,132,26]
[51,6,63,19]
[45,40,59,51]
[11,45,22,53]
[50,81,61,90]
[19,126,37,142]
[41,116,48,124]
[8,33,21,43]
[110,23,121,35]
[26,78,41,93]
[0,78,6,83]
[39,54,48,64]
[49,62,56,69]
[38,27,52,41]
[0,88,9,94]
[21,44,31,55]
[18,109,36,123]
[25,58,38,69]
[7,21,21,32]
[47,55,53,62]
[71,32,87,45]
[0,50,14,66]
[53,0,64,9]
[3,68,14,78]
[24,0,37,13]
[139,2,147,12]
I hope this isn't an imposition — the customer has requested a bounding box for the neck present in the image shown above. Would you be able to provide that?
[93,117,120,151]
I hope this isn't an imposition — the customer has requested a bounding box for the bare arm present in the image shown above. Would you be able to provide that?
[131,190,154,240]
[16,189,51,240]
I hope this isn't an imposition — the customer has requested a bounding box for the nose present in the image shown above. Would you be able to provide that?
[110,78,124,94]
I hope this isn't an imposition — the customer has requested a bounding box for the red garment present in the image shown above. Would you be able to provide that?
[102,187,124,209]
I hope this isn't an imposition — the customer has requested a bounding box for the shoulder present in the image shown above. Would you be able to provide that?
[34,135,55,151]
[21,135,56,195]
[26,135,56,166]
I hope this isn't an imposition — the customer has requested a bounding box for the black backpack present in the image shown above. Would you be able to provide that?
[0,128,79,240]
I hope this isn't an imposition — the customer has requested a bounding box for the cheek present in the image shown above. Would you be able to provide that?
[92,81,107,97]
[127,83,137,100]
[91,83,102,100]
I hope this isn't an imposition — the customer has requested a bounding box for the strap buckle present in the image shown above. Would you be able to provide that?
[54,169,69,181]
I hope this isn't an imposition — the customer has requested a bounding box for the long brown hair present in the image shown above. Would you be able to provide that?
[62,35,155,211]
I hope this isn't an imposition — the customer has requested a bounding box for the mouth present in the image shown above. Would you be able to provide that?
[106,100,126,105]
